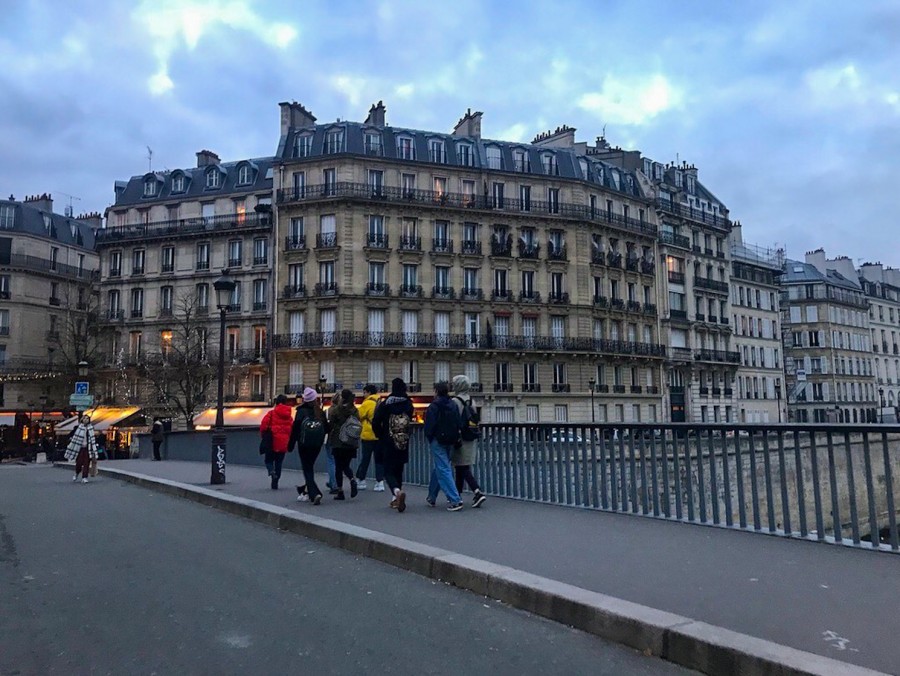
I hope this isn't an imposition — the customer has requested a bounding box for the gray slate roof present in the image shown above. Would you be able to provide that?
[782,259,862,290]
[276,122,643,198]
[0,199,96,249]
[113,157,275,208]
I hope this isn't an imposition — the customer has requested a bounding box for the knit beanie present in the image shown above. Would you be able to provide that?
[301,387,318,403]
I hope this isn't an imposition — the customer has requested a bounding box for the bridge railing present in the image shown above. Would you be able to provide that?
[405,423,900,553]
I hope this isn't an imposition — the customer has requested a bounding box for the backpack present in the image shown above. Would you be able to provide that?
[388,412,411,451]
[298,412,326,449]
[454,396,481,441]
[338,415,362,448]
[433,404,461,446]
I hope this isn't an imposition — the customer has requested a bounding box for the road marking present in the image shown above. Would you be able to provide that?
[822,630,859,652]
[219,632,252,649]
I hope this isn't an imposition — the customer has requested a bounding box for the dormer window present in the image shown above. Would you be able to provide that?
[429,139,445,163]
[143,179,157,197]
[642,158,652,176]
[171,174,185,193]
[397,136,415,160]
[364,131,383,156]
[456,142,474,167]
[578,158,588,178]
[513,149,529,172]
[596,167,604,184]
[294,134,313,158]
[686,175,696,194]
[324,129,344,154]
[237,165,252,186]
[206,170,221,189]
[674,170,683,188]
[485,145,502,170]
[541,153,558,176]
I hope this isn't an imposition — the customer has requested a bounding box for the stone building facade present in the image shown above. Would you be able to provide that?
[0,194,99,411]
[729,228,786,423]
[858,262,900,420]
[271,102,666,423]
[781,250,876,423]
[97,151,274,408]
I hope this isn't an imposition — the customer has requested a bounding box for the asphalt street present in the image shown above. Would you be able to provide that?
[0,464,692,676]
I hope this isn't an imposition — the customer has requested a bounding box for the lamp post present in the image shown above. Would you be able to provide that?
[211,271,236,485]
[774,381,782,423]
[588,377,596,423]
[879,387,885,424]
[318,374,327,406]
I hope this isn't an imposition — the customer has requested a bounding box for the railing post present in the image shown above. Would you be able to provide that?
[862,433,879,549]
[881,431,898,551]
[761,431,776,533]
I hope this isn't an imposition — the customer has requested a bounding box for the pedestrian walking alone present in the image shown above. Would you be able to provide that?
[372,378,414,512]
[450,375,486,507]
[289,387,329,505]
[327,389,361,500]
[425,382,464,511]
[260,394,294,490]
[150,417,165,461]
[65,415,98,484]
[355,384,385,491]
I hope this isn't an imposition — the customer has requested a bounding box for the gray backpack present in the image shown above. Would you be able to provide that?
[338,416,362,448]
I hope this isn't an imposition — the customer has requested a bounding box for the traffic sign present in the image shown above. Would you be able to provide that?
[69,394,95,410]
[75,381,90,395]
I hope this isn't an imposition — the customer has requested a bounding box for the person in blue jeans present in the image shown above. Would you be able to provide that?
[424,382,464,511]
[324,392,339,493]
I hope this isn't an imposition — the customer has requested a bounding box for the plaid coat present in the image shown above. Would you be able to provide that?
[64,423,99,461]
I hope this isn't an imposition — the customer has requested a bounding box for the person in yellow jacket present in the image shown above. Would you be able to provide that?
[355,383,385,491]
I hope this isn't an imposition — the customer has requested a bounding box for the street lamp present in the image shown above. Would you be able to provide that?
[318,374,327,406]
[879,387,885,424]
[77,361,88,379]
[210,271,236,485]
[588,377,596,423]
[774,381,782,423]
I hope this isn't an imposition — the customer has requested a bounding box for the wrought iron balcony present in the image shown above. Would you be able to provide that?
[521,383,541,393]
[130,309,143,318]
[519,291,541,303]
[548,292,570,304]
[399,284,423,298]
[491,289,513,302]
[282,284,307,299]
[490,239,512,257]
[552,383,571,393]
[591,250,606,265]
[658,231,690,249]
[593,295,609,308]
[461,287,483,301]
[694,276,729,293]
[196,261,210,271]
[314,282,338,296]
[431,286,455,299]
[97,212,272,244]
[611,298,625,311]
[668,271,685,284]
[670,309,688,320]
[131,266,144,276]
[316,233,338,249]
[252,301,268,312]
[699,387,710,396]
[696,313,706,322]
[365,282,390,297]
[109,267,121,277]
[284,236,307,251]
[105,309,124,321]
[613,385,626,394]
[161,263,174,273]
[253,256,268,266]
[431,238,453,254]
[365,233,389,249]
[625,257,639,272]
[494,383,514,393]
[594,384,609,393]
[159,307,173,318]
[461,240,482,255]
[643,303,657,315]
[517,241,540,259]
[398,236,422,251]
[640,259,656,275]
[631,385,643,394]
[626,300,642,313]
[547,242,567,261]
[607,251,623,268]
[656,199,732,230]
[694,349,741,364]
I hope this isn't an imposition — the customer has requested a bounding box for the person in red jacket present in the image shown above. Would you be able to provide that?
[260,394,294,489]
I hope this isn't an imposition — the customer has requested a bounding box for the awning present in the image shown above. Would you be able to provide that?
[55,407,143,434]
[193,406,274,428]
[0,414,15,427]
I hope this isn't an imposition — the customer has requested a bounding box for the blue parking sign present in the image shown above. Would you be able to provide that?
[75,382,90,395]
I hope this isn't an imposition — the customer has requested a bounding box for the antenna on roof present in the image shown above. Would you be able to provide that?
[57,191,81,218]
[601,123,606,139]
[147,146,153,172]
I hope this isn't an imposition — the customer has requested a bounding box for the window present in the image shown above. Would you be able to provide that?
[325,129,344,154]
[495,362,510,386]
[323,168,336,195]
[253,279,267,310]
[364,131,382,156]
[206,170,220,189]
[523,362,537,387]
[0,204,14,229]
[106,290,120,316]
[196,283,209,310]
[397,136,415,160]
[554,405,568,423]
[294,134,313,158]
[227,240,242,267]
[541,153,558,176]
[130,288,144,317]
[433,177,447,201]
[434,265,450,292]
[160,329,173,357]
[519,185,531,212]
[492,182,505,209]
[548,188,560,214]
[161,246,175,273]
[131,249,145,275]
[486,145,502,170]
[129,331,143,359]
[109,251,122,277]
[402,264,418,289]
[253,238,268,265]
[368,360,385,384]
[289,217,305,246]
[368,169,383,196]
[368,262,385,286]
[463,267,478,292]
[319,261,335,286]
[171,174,185,193]
[429,139,446,163]
[553,363,567,386]
[143,178,157,197]
[196,242,210,270]
[237,165,252,185]
[513,149,529,172]
[159,286,173,314]
[49,246,59,271]
[457,143,474,166]
[229,282,242,310]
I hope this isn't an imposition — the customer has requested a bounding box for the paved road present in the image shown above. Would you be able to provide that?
[0,464,691,676]
[96,459,900,673]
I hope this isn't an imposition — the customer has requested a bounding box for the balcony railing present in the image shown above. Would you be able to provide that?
[656,199,732,230]
[282,284,307,299]
[625,257,639,272]
[668,271,685,284]
[548,292,570,304]
[460,287,484,301]
[494,383,514,393]
[552,383,571,393]
[517,241,540,259]
[644,303,658,315]
[399,284,423,298]
[97,212,272,244]
[49,297,61,306]
[491,239,512,257]
[316,233,338,249]
[521,383,541,393]
[658,231,691,249]
[431,239,453,254]
[431,286,455,299]
[276,183,658,238]
[492,289,513,302]
[631,385,643,394]
[365,282,390,297]
[694,276,730,293]
[593,295,609,308]
[626,300,642,313]
[519,291,541,303]
[314,282,338,296]
[285,236,307,251]
[607,251,623,268]
[640,259,655,275]
[694,349,741,364]
[272,331,666,357]
[398,236,422,251]
[105,309,124,321]
[611,298,625,311]
[461,240,482,255]
[253,256,268,266]
[365,233,389,249]
[253,301,268,312]
[227,258,242,268]
[613,385,626,394]
[547,243,567,261]
[670,309,688,320]
[161,263,174,273]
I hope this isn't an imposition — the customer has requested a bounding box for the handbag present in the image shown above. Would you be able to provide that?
[259,428,273,455]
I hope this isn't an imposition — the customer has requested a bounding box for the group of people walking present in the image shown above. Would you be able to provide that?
[258,376,486,513]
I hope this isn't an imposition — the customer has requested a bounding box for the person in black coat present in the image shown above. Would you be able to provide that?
[372,378,415,513]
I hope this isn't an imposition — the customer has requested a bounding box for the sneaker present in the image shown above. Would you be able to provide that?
[73,474,78,482]
[396,490,406,513]
[313,494,322,505]
[426,498,436,508]
[350,480,358,498]
[374,481,385,492]
[334,491,346,501]
[447,502,463,512]
[356,480,367,491]
[81,478,89,484]
[472,490,487,508]
[329,488,340,495]
[297,493,310,502]
[296,485,307,496]
[389,497,398,509]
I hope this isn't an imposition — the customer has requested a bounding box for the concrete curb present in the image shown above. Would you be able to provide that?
[84,465,887,676]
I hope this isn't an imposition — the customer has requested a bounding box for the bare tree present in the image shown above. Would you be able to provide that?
[138,294,221,429]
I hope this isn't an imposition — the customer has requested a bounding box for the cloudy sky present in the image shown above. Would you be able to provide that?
[2,0,898,264]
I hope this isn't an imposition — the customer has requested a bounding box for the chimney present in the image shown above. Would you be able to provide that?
[452,108,483,139]
[805,248,827,274]
[365,100,386,127]
[24,193,53,213]
[278,100,317,135]
[76,211,103,230]
[730,221,743,246]
[532,125,576,149]
[196,150,221,168]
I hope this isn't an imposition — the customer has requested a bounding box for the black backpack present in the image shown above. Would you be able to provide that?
[454,396,481,441]
[433,404,461,446]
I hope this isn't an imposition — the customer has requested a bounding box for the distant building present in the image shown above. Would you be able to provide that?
[780,250,876,423]
[729,226,786,423]
[97,151,274,410]
[857,262,900,420]
[0,193,99,413]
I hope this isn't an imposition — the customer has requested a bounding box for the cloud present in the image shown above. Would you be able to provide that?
[577,74,682,126]
[133,0,297,95]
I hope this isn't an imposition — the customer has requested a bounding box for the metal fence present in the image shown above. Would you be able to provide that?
[405,423,900,553]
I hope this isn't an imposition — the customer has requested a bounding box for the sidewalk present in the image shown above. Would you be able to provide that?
[97,460,897,673]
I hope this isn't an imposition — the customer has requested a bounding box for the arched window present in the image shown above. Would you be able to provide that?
[237,165,252,185]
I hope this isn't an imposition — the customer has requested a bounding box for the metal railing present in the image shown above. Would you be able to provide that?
[97,213,272,244]
[1,253,99,281]
[402,423,900,552]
